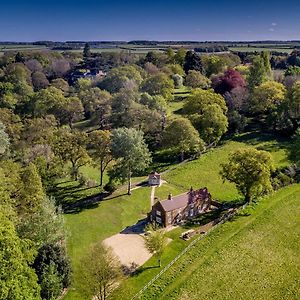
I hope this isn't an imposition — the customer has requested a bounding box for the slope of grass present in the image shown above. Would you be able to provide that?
[164,132,290,202]
[63,131,291,299]
[139,184,300,300]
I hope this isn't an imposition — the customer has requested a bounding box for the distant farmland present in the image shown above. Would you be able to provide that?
[0,41,299,56]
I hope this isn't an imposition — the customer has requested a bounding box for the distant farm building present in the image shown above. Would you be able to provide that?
[149,187,217,227]
[70,69,106,83]
[148,171,161,186]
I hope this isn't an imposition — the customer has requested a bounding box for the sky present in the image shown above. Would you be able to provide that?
[1,0,300,42]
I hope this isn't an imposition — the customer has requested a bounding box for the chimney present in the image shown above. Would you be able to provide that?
[168,193,172,200]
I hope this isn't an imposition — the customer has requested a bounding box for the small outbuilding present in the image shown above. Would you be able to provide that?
[148,171,161,186]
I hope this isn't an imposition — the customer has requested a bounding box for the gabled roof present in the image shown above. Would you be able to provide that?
[157,187,211,212]
[159,193,189,212]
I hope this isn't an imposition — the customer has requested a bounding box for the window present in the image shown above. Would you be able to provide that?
[156,210,161,216]
[156,217,162,223]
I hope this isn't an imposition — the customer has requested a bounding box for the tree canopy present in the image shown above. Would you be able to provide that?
[221,148,274,202]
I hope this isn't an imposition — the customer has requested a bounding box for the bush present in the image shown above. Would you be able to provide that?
[172,74,183,88]
[104,180,117,193]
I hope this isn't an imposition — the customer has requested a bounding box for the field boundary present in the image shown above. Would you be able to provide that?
[130,204,247,300]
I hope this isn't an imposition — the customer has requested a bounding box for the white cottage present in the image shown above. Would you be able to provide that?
[148,171,161,186]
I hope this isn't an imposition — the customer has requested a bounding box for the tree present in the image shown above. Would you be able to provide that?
[33,86,66,118]
[88,130,112,186]
[183,88,227,115]
[166,47,175,63]
[0,121,9,156]
[79,87,112,126]
[79,242,122,300]
[99,65,143,93]
[58,96,84,127]
[31,71,49,91]
[83,43,91,58]
[34,243,71,299]
[172,74,183,88]
[191,104,228,145]
[110,128,151,195]
[39,263,62,300]
[261,51,272,78]
[250,81,286,114]
[202,55,226,77]
[286,81,300,119]
[291,130,300,164]
[285,66,300,77]
[140,73,174,100]
[248,56,267,90]
[183,51,202,74]
[50,59,70,78]
[163,118,205,161]
[212,68,246,95]
[20,163,46,215]
[18,196,66,248]
[174,48,187,66]
[220,148,274,202]
[51,78,70,93]
[0,208,41,300]
[144,226,167,267]
[53,129,91,180]
[185,70,211,89]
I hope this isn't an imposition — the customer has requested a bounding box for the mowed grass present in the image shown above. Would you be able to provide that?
[164,132,290,203]
[63,131,291,299]
[140,184,300,300]
[63,186,152,300]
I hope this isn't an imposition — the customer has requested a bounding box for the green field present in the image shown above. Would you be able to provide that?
[229,46,294,54]
[62,130,291,300]
[137,184,300,300]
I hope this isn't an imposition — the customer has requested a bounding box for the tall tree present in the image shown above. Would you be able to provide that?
[191,104,228,146]
[110,128,151,195]
[0,207,41,300]
[140,73,174,100]
[249,81,286,114]
[185,70,211,89]
[212,68,246,95]
[88,130,112,186]
[248,56,267,90]
[53,129,91,180]
[221,148,274,202]
[183,88,227,115]
[163,118,205,161]
[79,242,122,300]
[183,51,202,74]
[20,163,46,215]
[0,121,9,156]
[83,43,91,58]
[261,51,272,78]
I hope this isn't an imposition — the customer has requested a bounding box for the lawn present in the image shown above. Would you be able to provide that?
[63,185,152,300]
[63,131,291,299]
[137,184,300,300]
[163,132,291,202]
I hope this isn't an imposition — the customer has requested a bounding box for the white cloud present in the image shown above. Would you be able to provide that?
[269,28,275,32]
[271,22,277,26]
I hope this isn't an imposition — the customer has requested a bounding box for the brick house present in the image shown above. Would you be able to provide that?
[149,187,213,227]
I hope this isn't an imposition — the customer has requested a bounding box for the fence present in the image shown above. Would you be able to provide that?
[130,204,248,300]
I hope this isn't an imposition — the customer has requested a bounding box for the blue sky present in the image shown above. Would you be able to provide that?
[1,0,300,41]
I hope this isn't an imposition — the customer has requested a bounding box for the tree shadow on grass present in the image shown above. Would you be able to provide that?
[130,265,160,277]
[50,179,132,214]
